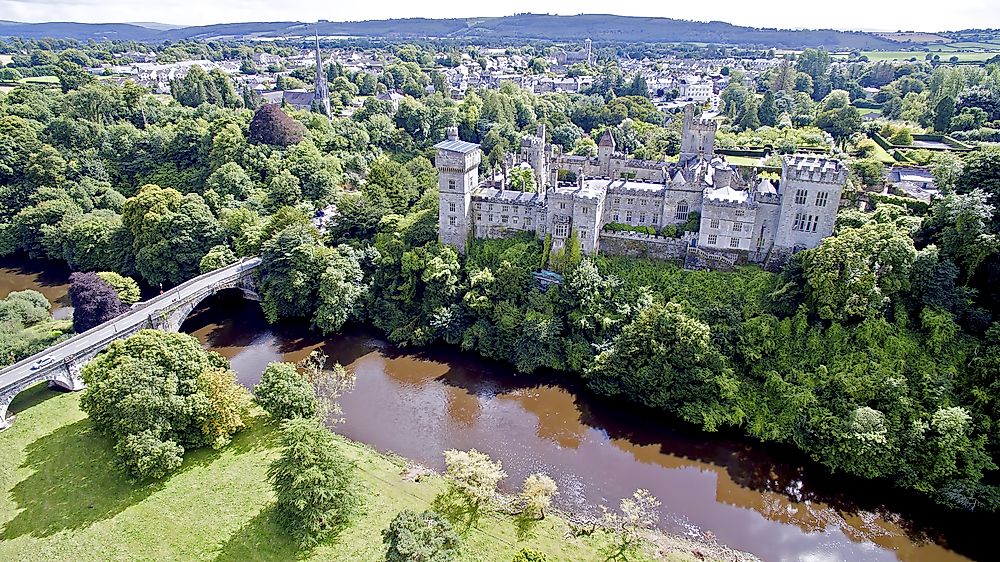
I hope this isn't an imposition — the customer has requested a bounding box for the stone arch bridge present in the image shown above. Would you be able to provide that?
[0,257,261,430]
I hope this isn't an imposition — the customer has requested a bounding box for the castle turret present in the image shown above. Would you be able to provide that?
[435,128,482,253]
[597,129,616,176]
[770,155,848,260]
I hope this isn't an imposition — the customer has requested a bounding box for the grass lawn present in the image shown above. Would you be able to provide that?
[0,386,712,562]
[15,76,59,84]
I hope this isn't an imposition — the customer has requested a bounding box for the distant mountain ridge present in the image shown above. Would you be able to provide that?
[0,14,905,49]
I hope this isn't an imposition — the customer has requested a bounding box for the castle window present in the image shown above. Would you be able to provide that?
[735,209,745,217]
[639,213,645,223]
[448,216,457,226]
[580,229,587,240]
[525,217,533,227]
[614,198,621,205]
[582,206,589,214]
[612,213,619,221]
[513,216,519,224]
[559,202,567,210]
[555,224,569,237]
[815,191,829,207]
[792,212,803,231]
[501,215,509,224]
[489,214,495,222]
[795,189,807,205]
[490,204,495,211]
[652,214,659,225]
[640,199,647,206]
[625,211,633,222]
[707,234,718,245]
[502,205,509,213]
[627,198,635,205]
[675,201,689,220]
[732,222,742,233]
[476,214,482,221]
[449,202,456,212]
[475,203,482,209]
[730,237,740,248]
[710,218,720,229]
[448,179,456,190]
[806,214,818,232]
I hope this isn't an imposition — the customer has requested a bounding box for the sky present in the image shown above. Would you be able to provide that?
[0,0,997,32]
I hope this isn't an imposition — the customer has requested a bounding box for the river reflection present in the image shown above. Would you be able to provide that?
[0,256,72,319]
[182,292,990,562]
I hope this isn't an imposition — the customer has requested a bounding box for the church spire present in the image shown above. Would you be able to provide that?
[313,26,331,118]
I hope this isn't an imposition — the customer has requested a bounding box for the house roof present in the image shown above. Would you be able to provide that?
[756,178,777,195]
[705,185,748,203]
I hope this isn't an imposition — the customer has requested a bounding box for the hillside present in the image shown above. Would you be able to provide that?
[0,14,901,49]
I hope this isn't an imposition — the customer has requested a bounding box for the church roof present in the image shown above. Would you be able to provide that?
[598,130,616,148]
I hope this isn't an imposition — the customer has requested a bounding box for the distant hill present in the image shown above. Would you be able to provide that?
[0,14,904,49]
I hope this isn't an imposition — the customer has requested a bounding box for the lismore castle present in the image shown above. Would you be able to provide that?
[435,105,848,269]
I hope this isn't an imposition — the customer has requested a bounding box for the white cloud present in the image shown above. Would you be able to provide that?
[0,0,995,32]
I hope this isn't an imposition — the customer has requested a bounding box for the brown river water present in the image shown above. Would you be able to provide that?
[1,259,990,562]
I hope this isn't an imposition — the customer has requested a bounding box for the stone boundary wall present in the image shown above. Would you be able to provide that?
[598,231,694,260]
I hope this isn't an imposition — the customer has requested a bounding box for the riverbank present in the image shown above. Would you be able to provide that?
[0,384,753,562]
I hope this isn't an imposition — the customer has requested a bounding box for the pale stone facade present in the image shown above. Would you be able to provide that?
[434,105,847,268]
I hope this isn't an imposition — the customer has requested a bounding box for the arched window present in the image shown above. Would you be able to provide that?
[675,201,689,221]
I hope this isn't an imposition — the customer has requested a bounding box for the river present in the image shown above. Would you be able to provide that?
[1,260,990,562]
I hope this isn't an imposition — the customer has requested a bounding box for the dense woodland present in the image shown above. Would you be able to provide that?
[2,45,1000,514]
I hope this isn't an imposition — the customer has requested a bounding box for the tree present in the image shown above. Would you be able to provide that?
[265,169,302,212]
[314,246,367,334]
[801,221,917,321]
[601,489,661,561]
[956,146,1000,228]
[254,362,317,420]
[248,104,306,146]
[257,223,330,323]
[520,473,557,519]
[0,290,50,328]
[268,417,361,546]
[205,162,254,202]
[383,510,460,562]
[443,449,506,510]
[931,152,963,192]
[587,302,739,430]
[934,95,955,132]
[889,128,914,146]
[850,158,885,188]
[96,271,141,305]
[80,330,251,480]
[758,91,778,127]
[121,184,224,286]
[68,271,128,332]
[54,60,95,93]
[199,244,237,273]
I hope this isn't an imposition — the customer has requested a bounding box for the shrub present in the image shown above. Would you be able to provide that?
[114,430,183,480]
[268,418,360,546]
[383,509,460,562]
[443,448,506,508]
[512,548,548,562]
[0,289,50,328]
[521,473,558,519]
[254,362,317,420]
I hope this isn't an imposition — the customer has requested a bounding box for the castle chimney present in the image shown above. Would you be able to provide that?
[446,126,459,141]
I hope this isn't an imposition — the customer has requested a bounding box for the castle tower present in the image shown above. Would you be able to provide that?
[679,104,716,162]
[771,155,848,259]
[597,129,616,176]
[525,123,549,198]
[585,38,593,65]
[435,127,481,253]
[313,29,331,117]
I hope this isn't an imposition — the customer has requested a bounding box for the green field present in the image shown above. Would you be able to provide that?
[0,386,714,562]
[15,76,59,85]
[858,50,998,63]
